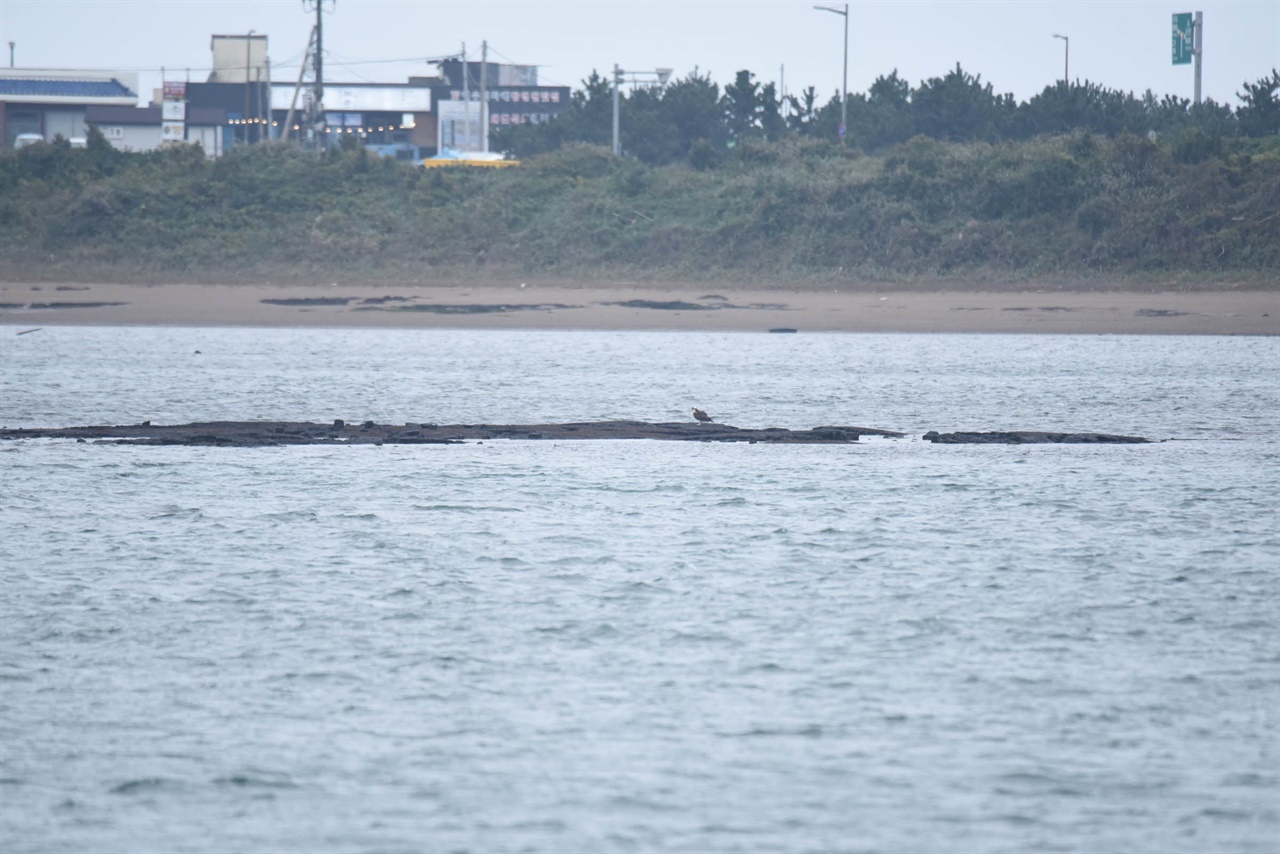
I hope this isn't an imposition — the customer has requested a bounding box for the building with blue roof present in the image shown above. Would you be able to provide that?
[1,68,139,147]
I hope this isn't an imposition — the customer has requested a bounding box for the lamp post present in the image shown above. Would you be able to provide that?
[814,4,848,141]
[612,65,672,156]
[1053,33,1069,86]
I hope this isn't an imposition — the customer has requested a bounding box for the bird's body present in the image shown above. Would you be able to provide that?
[692,407,713,423]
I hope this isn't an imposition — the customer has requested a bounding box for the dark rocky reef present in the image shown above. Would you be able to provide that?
[0,421,905,447]
[0,422,1156,447]
[922,431,1152,444]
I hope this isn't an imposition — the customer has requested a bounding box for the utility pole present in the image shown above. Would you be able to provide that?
[612,64,622,156]
[461,42,470,150]
[480,41,488,153]
[283,25,317,143]
[314,2,323,108]
[7,42,13,68]
[1053,34,1069,86]
[244,31,254,145]
[303,0,334,148]
[264,57,271,140]
[1193,11,1203,105]
[840,5,847,138]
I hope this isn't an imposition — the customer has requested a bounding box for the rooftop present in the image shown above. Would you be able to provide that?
[0,77,136,100]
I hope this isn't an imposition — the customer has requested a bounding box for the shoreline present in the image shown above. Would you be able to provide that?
[2,281,1276,335]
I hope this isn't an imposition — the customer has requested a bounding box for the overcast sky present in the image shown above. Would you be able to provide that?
[1,0,1276,107]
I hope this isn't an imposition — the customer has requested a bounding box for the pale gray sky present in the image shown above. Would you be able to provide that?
[1,0,1276,106]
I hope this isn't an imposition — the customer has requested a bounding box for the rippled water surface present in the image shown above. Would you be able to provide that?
[1,327,1278,854]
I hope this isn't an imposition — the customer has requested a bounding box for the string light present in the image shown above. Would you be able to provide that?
[220,108,414,137]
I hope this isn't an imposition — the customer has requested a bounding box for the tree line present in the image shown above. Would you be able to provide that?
[492,66,1280,166]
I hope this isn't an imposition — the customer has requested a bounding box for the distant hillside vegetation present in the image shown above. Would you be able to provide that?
[0,129,1277,286]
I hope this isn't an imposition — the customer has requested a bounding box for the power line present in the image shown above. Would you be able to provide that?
[326,54,380,84]
[326,55,444,67]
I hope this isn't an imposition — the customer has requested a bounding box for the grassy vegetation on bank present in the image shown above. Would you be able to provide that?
[1,132,1277,287]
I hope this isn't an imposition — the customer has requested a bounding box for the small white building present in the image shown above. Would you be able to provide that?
[184,110,228,158]
[81,104,229,155]
[83,105,162,151]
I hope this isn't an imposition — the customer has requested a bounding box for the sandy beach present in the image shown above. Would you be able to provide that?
[1,280,1276,335]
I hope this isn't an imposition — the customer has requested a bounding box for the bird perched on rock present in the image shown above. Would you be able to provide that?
[692,407,714,423]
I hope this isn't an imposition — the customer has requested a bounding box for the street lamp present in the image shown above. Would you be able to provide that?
[814,4,848,141]
[1053,33,1069,86]
[612,64,672,156]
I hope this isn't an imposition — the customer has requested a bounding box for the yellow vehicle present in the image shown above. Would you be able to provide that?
[418,150,518,169]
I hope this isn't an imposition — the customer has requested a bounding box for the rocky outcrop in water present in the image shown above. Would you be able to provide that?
[0,422,1158,447]
[922,431,1152,444]
[0,421,906,447]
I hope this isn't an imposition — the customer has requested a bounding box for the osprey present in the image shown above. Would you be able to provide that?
[692,407,713,423]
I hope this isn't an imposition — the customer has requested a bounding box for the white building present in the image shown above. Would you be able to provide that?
[208,34,269,85]
[82,105,162,151]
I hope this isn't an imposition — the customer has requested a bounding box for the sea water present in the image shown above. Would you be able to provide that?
[1,327,1277,854]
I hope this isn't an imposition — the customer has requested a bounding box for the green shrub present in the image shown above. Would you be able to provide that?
[0,133,1275,284]
[1075,198,1120,238]
[523,144,616,178]
[1171,128,1225,164]
[688,139,720,171]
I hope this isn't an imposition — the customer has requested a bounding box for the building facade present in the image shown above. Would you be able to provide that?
[429,60,570,153]
[270,80,433,158]
[0,68,138,147]
[2,37,571,160]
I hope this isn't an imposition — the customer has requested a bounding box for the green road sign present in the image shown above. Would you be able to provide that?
[1172,13,1194,65]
